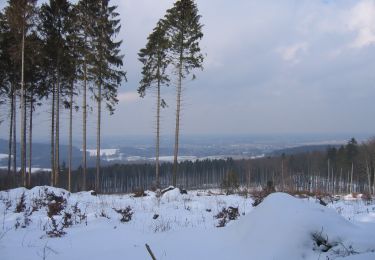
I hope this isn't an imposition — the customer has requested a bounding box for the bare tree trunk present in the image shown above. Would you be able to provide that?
[28,96,33,187]
[247,169,251,189]
[50,84,55,186]
[20,22,26,187]
[54,77,60,186]
[96,84,101,192]
[281,159,284,191]
[331,167,337,194]
[366,160,371,194]
[350,162,354,193]
[172,59,183,187]
[339,168,342,194]
[13,95,17,177]
[7,87,14,177]
[155,80,161,188]
[68,82,73,192]
[82,57,87,191]
[346,170,350,194]
[23,93,27,185]
[327,159,330,193]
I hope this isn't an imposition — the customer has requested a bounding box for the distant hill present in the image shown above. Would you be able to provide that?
[0,137,344,169]
[0,139,83,168]
[270,144,341,156]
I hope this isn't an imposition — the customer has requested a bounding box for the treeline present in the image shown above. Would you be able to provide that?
[0,0,126,191]
[1,138,374,194]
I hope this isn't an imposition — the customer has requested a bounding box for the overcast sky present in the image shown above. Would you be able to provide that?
[1,0,375,142]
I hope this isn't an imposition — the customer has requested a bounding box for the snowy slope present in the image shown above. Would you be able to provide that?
[0,187,375,260]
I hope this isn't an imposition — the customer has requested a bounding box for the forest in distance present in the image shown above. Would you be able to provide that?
[1,137,374,196]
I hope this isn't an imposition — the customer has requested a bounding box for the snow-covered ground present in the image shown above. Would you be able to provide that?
[0,166,51,173]
[0,187,375,260]
[85,149,120,157]
[84,149,229,162]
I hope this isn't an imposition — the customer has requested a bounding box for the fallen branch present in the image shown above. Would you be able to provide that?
[145,243,157,260]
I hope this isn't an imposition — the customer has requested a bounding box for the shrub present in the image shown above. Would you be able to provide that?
[71,203,87,225]
[47,201,65,218]
[215,206,240,227]
[46,192,66,218]
[100,210,110,219]
[221,171,239,195]
[113,206,133,223]
[62,212,73,228]
[46,217,66,238]
[153,218,171,233]
[312,231,337,252]
[15,192,26,213]
[133,188,147,197]
[251,181,276,207]
[361,192,372,205]
[14,208,32,229]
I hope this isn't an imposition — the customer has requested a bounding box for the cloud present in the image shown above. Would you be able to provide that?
[277,42,309,64]
[117,91,139,103]
[347,0,375,48]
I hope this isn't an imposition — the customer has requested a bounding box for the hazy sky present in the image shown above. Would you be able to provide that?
[1,0,375,141]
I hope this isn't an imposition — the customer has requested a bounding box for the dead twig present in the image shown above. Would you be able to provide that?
[145,243,157,260]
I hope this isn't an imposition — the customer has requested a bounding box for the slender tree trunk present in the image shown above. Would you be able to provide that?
[247,169,251,189]
[350,162,354,193]
[13,95,17,177]
[82,57,87,191]
[95,84,102,192]
[172,59,183,187]
[339,168,342,194]
[28,97,33,187]
[54,77,60,186]
[347,170,350,194]
[155,79,161,188]
[68,82,73,192]
[96,83,101,192]
[23,93,27,185]
[50,84,55,186]
[20,22,26,187]
[366,160,371,194]
[281,159,284,191]
[327,159,330,193]
[7,87,14,177]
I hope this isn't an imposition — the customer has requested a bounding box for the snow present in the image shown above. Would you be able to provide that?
[85,149,119,157]
[153,156,198,162]
[0,187,375,260]
[227,193,375,259]
[0,166,51,173]
[126,156,147,161]
[0,153,9,160]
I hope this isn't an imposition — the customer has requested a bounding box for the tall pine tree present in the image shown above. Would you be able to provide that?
[164,0,204,186]
[64,4,82,192]
[0,9,17,178]
[39,0,72,187]
[76,0,96,191]
[138,20,170,188]
[90,0,126,192]
[3,0,38,186]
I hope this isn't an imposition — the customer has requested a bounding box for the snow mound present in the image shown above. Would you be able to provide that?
[227,193,375,259]
[2,186,70,201]
[161,187,184,202]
